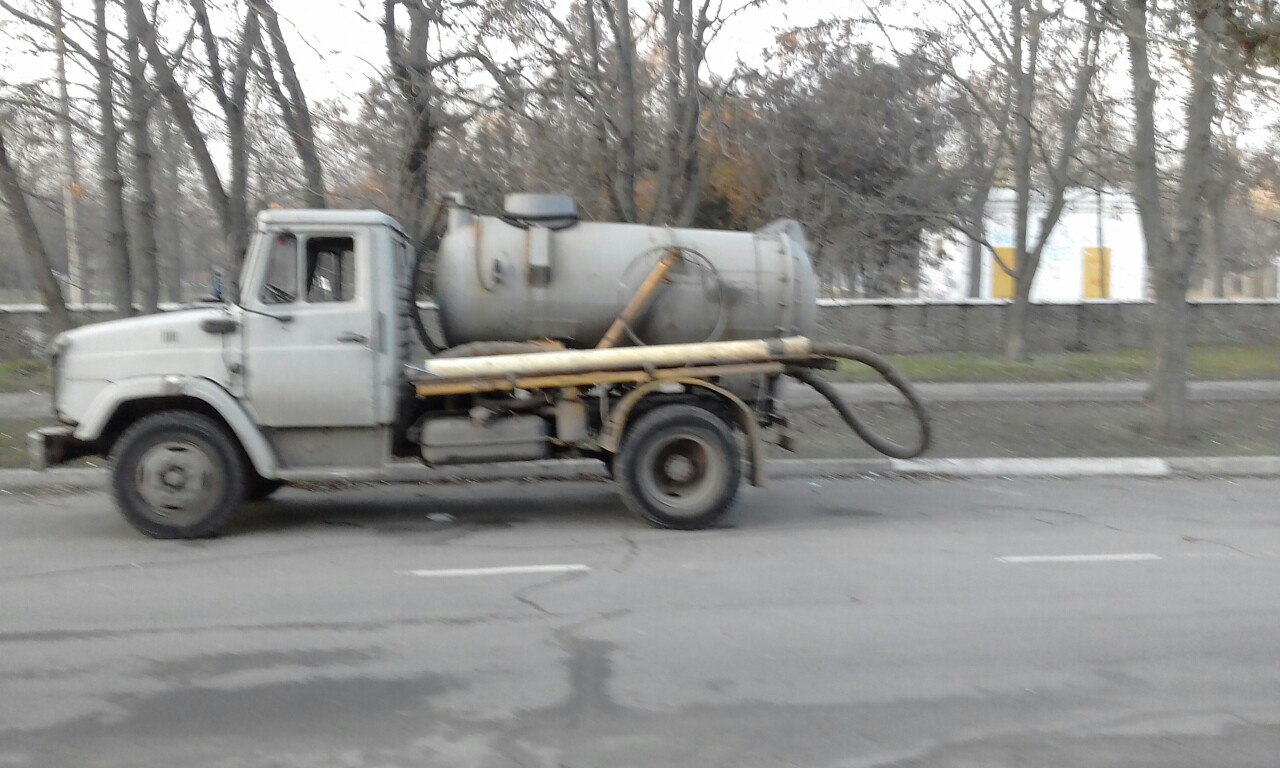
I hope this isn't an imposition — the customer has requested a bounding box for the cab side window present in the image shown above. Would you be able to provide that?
[260,233,299,305]
[305,236,356,303]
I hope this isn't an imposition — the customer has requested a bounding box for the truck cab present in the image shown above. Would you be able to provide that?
[231,210,415,469]
[32,210,422,535]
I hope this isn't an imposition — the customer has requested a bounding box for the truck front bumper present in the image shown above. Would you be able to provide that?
[28,426,76,471]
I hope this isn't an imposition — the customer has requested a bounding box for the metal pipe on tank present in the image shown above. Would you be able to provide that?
[597,249,682,348]
[418,337,813,381]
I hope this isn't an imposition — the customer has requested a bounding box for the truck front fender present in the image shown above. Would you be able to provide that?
[73,376,280,477]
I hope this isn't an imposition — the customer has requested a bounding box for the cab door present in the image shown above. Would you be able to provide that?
[242,228,380,427]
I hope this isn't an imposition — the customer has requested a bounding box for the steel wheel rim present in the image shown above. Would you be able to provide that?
[637,431,724,516]
[134,439,218,524]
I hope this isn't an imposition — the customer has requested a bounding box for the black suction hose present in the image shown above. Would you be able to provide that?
[786,342,932,459]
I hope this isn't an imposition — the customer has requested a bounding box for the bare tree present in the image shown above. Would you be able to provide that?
[383,0,463,253]
[1002,0,1102,360]
[558,0,751,225]
[867,0,1100,343]
[251,0,325,208]
[155,113,187,302]
[721,28,958,295]
[0,126,73,332]
[382,0,529,253]
[136,0,260,264]
[953,91,1004,299]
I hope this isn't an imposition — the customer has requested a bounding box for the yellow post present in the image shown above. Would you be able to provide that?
[991,247,1017,299]
[1083,247,1111,299]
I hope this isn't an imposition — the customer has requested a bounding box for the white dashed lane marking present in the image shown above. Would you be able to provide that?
[996,553,1162,564]
[404,564,591,578]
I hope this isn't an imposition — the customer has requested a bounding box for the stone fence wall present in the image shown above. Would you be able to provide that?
[3,299,1280,359]
[813,298,1280,354]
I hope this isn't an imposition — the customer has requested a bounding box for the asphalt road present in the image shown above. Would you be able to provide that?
[3,477,1280,767]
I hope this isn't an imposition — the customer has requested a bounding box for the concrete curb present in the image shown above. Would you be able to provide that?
[0,468,108,493]
[4,456,1280,494]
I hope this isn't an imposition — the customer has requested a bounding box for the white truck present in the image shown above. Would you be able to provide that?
[30,198,929,538]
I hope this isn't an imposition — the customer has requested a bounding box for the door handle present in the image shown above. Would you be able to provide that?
[336,331,368,344]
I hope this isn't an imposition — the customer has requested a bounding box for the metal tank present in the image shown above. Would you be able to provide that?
[434,194,818,348]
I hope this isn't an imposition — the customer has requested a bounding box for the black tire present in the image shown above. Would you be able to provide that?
[245,475,284,502]
[110,410,247,539]
[615,404,741,530]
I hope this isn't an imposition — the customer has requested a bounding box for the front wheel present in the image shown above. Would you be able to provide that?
[110,411,247,539]
[615,404,742,530]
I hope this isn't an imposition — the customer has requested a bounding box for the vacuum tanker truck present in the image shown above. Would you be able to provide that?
[29,194,929,538]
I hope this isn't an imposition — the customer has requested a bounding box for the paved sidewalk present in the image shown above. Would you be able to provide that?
[6,380,1280,420]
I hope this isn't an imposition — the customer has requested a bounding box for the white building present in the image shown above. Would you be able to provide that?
[922,187,1148,301]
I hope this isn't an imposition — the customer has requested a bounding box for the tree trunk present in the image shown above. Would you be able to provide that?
[386,0,437,256]
[965,184,990,298]
[225,111,250,264]
[158,113,186,302]
[126,0,160,312]
[1006,0,1036,360]
[1149,266,1192,437]
[1209,194,1226,297]
[650,0,682,225]
[670,0,707,227]
[1150,1,1219,440]
[94,0,133,318]
[0,129,73,333]
[51,0,84,305]
[1003,272,1033,360]
[614,0,639,222]
[582,1,622,222]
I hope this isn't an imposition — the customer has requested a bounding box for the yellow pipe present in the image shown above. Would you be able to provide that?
[414,361,785,397]
[596,249,681,349]
[416,337,812,382]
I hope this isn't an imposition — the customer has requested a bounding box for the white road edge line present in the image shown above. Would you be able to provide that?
[996,553,1162,564]
[404,564,591,578]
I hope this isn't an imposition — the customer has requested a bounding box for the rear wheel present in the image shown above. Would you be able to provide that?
[110,411,247,539]
[615,404,741,530]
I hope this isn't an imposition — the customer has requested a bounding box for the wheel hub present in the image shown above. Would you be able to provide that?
[135,440,217,521]
[662,453,697,484]
[161,466,188,489]
[646,435,712,502]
